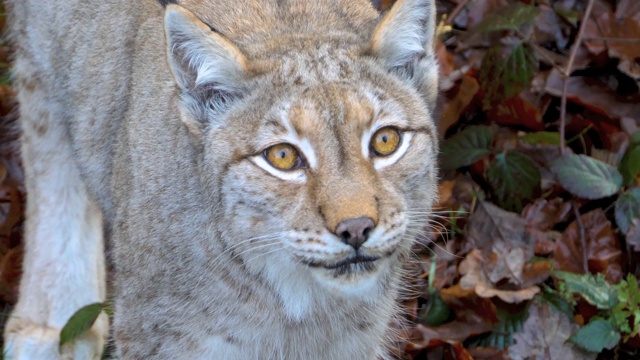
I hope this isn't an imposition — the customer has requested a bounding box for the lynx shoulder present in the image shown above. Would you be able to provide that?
[4,0,438,358]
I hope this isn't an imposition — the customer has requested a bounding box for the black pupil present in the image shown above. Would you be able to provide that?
[382,134,388,143]
[280,150,287,159]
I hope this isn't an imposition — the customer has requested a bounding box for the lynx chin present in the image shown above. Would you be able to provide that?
[4,0,439,358]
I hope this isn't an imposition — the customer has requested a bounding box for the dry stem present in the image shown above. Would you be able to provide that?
[559,0,596,155]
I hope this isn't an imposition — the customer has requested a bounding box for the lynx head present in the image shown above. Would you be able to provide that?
[164,0,438,317]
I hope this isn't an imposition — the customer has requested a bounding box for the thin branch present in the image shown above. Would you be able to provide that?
[572,201,589,274]
[584,36,640,43]
[559,0,595,155]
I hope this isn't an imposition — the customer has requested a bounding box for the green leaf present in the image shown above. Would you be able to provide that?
[615,188,640,234]
[479,42,537,107]
[630,130,640,147]
[620,145,640,185]
[59,303,105,349]
[612,274,640,339]
[466,307,528,350]
[440,125,493,171]
[419,291,451,326]
[487,151,540,212]
[568,319,621,352]
[540,285,575,319]
[520,131,561,145]
[551,154,623,200]
[473,3,540,33]
[554,271,618,310]
[502,43,537,97]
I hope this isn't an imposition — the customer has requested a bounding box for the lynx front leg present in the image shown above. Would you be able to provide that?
[3,85,108,359]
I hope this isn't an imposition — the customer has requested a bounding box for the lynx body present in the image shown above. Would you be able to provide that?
[4,0,439,358]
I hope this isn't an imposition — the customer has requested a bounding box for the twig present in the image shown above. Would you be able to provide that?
[572,201,589,274]
[445,0,472,26]
[559,0,595,155]
[584,36,640,43]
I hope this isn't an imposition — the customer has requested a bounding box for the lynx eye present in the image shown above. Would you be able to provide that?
[370,127,401,156]
[264,144,303,171]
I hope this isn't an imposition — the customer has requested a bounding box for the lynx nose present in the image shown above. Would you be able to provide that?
[335,217,375,249]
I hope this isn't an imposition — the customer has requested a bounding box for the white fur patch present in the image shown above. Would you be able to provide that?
[250,155,307,182]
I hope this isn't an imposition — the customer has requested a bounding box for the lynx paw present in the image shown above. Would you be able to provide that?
[4,316,107,360]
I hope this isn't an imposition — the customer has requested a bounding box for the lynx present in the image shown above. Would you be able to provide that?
[4,0,439,358]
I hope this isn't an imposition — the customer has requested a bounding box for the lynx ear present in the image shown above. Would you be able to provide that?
[370,0,438,105]
[165,5,248,131]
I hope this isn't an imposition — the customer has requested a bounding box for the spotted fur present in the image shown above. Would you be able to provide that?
[4,0,438,358]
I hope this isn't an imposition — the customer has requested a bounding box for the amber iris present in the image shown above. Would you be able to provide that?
[264,144,300,170]
[371,127,401,156]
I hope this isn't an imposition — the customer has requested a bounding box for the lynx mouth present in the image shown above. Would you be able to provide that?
[307,254,381,276]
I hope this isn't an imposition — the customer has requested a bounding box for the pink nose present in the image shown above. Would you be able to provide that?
[334,217,375,249]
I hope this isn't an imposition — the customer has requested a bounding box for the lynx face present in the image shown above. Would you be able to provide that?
[165,1,438,300]
[218,83,436,295]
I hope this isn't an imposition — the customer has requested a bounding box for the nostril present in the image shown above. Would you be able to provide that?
[334,216,376,249]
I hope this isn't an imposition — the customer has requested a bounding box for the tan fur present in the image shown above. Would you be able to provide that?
[5,0,439,358]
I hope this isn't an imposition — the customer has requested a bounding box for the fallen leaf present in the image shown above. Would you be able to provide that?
[440,284,499,324]
[532,4,569,49]
[583,4,640,79]
[466,201,535,257]
[410,319,494,350]
[485,93,544,132]
[439,75,479,135]
[459,250,541,303]
[508,302,596,360]
[465,0,510,29]
[554,208,623,283]
[545,69,640,122]
[523,198,572,231]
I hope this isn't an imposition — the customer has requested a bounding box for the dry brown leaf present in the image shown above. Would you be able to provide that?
[545,68,640,122]
[554,208,623,283]
[468,346,509,360]
[439,75,479,135]
[508,302,596,360]
[529,228,561,256]
[440,283,499,324]
[459,250,541,303]
[583,2,640,80]
[466,201,535,258]
[409,319,493,350]
[485,93,544,131]
[465,0,510,29]
[523,198,572,231]
[532,4,569,49]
